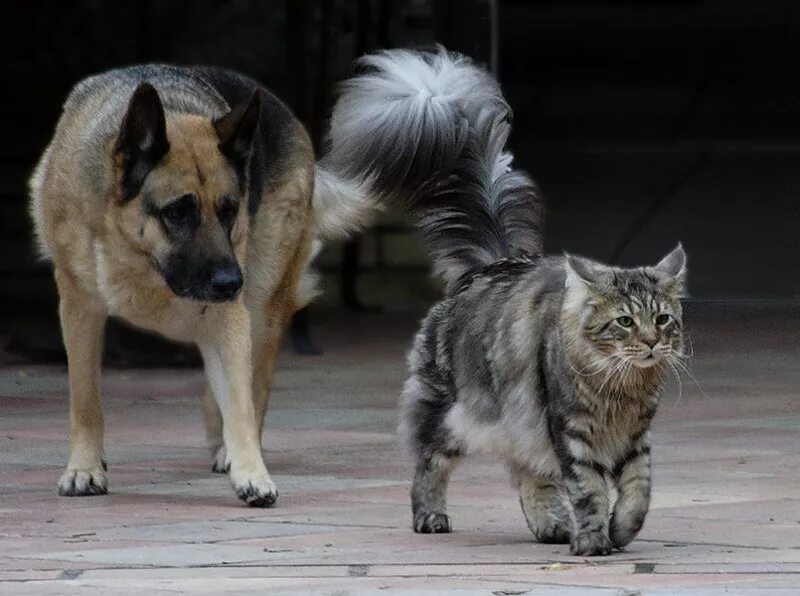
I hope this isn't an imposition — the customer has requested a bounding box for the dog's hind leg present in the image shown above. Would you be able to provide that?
[251,278,299,441]
[252,334,279,444]
[204,386,228,473]
[55,270,108,496]
[200,301,278,507]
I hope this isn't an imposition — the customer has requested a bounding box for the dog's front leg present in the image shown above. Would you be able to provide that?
[56,270,108,496]
[199,301,278,507]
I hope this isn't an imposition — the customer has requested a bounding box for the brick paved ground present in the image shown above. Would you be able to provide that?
[1,303,798,594]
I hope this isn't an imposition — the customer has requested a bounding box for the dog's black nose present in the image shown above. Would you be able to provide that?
[209,264,243,300]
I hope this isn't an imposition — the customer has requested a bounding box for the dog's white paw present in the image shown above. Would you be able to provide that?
[211,445,229,474]
[229,468,278,507]
[58,467,108,496]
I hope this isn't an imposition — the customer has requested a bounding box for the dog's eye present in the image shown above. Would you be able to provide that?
[161,195,196,225]
[217,196,239,225]
[616,315,634,328]
[655,313,671,325]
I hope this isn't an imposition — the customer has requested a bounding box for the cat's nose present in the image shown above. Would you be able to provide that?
[642,337,657,348]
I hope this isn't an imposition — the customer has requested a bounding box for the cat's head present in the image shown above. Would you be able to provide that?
[562,244,687,370]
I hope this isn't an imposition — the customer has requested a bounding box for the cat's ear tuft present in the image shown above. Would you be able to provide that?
[654,243,687,294]
[655,243,686,277]
[565,254,607,288]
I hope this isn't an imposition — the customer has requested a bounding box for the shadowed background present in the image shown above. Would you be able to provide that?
[1,0,798,365]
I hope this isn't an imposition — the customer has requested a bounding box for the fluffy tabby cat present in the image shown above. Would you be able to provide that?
[324,48,687,556]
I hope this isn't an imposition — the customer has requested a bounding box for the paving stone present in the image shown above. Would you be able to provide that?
[1,305,798,591]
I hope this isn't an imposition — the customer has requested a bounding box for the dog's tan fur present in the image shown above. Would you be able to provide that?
[30,67,328,506]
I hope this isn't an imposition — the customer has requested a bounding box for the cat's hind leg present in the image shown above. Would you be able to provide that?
[517,472,571,544]
[402,376,461,533]
[412,452,459,533]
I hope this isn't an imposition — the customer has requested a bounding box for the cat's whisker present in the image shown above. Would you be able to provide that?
[609,358,629,396]
[679,334,695,359]
[665,357,683,406]
[590,362,616,400]
[593,356,628,401]
[567,353,617,377]
[670,356,708,399]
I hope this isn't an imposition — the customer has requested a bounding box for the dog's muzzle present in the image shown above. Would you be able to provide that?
[207,264,243,302]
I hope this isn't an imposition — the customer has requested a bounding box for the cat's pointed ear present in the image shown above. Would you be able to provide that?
[564,254,609,289]
[654,243,687,294]
[655,243,686,277]
[564,254,610,311]
[655,242,687,276]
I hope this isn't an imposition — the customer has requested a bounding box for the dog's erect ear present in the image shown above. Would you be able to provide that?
[213,90,261,187]
[114,83,170,202]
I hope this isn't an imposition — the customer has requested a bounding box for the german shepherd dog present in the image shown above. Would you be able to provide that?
[30,65,374,506]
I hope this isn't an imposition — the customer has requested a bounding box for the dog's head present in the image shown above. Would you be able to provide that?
[110,83,260,302]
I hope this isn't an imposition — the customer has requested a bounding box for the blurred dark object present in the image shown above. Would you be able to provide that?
[6,319,201,368]
[289,308,322,355]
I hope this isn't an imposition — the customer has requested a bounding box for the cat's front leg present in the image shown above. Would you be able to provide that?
[559,437,613,556]
[516,472,571,544]
[610,438,652,549]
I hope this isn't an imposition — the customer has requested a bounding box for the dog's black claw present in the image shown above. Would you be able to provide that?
[212,461,230,474]
[235,483,278,508]
[58,478,108,497]
[101,459,108,471]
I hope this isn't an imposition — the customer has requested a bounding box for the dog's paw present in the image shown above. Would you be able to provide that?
[570,530,613,556]
[413,512,452,534]
[211,445,230,474]
[230,470,278,507]
[58,467,108,496]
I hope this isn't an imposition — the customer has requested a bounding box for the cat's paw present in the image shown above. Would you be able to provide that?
[570,530,613,556]
[534,522,571,544]
[610,515,645,549]
[413,512,452,533]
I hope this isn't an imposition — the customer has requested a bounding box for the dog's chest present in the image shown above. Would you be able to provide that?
[95,244,205,343]
[113,295,205,343]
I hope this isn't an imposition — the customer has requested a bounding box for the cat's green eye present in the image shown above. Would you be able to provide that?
[616,316,634,327]
[655,313,671,325]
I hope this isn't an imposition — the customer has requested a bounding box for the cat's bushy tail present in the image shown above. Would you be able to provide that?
[316,47,544,289]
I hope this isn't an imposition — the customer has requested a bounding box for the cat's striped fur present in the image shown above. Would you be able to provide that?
[324,48,687,556]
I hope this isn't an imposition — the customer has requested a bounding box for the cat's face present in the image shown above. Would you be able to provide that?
[563,245,686,369]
